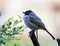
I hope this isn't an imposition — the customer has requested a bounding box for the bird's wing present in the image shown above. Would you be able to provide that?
[30,15,45,28]
[23,16,38,30]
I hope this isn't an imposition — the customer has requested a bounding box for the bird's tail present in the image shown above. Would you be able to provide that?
[45,28,55,40]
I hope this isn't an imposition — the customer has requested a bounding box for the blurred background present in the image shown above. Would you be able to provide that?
[0,0,60,46]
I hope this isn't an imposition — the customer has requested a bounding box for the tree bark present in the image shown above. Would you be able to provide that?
[57,38,60,46]
[29,31,40,46]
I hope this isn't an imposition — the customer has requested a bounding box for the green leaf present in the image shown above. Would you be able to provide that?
[17,15,22,19]
[7,22,12,26]
[14,20,19,25]
[13,27,17,31]
[8,17,13,22]
[19,26,22,29]
[3,35,8,40]
[2,25,5,29]
[11,36,15,39]
[9,22,12,26]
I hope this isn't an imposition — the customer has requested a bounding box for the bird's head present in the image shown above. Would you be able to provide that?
[23,10,32,15]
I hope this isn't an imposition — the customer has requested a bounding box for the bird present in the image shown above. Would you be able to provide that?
[23,10,55,40]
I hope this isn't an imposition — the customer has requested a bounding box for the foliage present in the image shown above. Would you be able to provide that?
[0,15,25,45]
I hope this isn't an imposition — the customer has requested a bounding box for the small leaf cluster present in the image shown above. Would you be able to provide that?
[0,15,24,45]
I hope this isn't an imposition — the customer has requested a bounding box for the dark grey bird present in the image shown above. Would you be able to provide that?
[23,10,55,40]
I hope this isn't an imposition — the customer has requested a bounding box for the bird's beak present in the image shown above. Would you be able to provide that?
[22,12,25,14]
